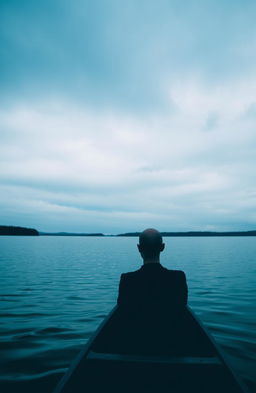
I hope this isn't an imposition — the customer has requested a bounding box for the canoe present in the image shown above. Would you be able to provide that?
[53,305,248,393]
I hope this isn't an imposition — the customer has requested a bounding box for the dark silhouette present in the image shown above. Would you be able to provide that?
[118,228,188,310]
[115,228,188,354]
[0,225,39,236]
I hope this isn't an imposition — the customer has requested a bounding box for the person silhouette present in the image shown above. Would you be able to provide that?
[116,228,188,354]
[118,228,188,311]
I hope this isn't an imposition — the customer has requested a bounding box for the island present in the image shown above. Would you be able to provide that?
[0,225,39,236]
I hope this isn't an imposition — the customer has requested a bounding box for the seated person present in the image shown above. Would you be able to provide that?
[116,228,188,354]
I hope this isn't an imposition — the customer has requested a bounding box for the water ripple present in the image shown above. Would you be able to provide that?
[0,236,255,393]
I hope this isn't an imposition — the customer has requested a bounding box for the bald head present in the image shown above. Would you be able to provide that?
[138,228,165,262]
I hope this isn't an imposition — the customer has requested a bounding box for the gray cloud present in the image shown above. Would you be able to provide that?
[2,1,256,108]
[1,1,256,232]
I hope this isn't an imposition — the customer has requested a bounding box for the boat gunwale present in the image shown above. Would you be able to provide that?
[52,306,118,393]
[188,307,249,393]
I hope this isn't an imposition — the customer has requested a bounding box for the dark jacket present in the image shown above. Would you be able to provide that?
[117,263,188,314]
[115,263,188,354]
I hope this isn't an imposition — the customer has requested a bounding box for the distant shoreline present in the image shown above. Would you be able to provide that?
[0,225,39,236]
[117,231,256,237]
[1,225,256,237]
[40,232,104,237]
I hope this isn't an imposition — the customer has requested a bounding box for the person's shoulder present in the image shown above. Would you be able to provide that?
[120,269,141,281]
[121,269,141,278]
[163,268,186,278]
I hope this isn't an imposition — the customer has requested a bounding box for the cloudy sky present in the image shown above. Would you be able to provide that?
[1,0,256,233]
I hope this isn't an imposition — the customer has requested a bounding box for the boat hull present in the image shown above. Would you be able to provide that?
[53,306,248,393]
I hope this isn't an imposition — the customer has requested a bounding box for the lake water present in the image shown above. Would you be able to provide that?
[0,236,255,393]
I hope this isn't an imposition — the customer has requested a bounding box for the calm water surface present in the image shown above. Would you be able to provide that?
[0,236,255,393]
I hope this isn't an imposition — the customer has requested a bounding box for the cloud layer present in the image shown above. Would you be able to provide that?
[1,1,256,232]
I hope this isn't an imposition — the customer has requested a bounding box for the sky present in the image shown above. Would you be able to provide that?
[1,0,256,234]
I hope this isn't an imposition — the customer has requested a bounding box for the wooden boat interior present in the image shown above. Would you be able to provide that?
[54,306,247,393]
